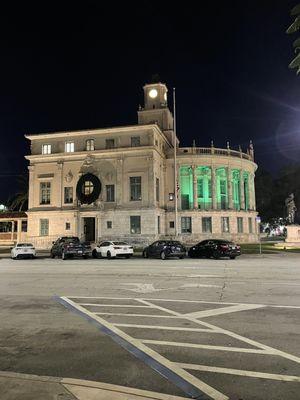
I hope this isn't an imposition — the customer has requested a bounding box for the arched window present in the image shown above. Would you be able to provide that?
[216,168,228,210]
[232,169,241,210]
[180,166,193,210]
[86,139,95,151]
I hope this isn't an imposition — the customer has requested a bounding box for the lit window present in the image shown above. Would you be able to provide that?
[131,136,140,147]
[40,182,51,205]
[86,139,95,151]
[21,220,28,232]
[221,217,230,233]
[106,185,115,202]
[64,187,73,204]
[83,181,94,195]
[42,144,51,154]
[202,217,212,233]
[106,139,115,149]
[181,217,192,233]
[65,141,75,153]
[130,216,141,234]
[237,217,243,233]
[130,176,142,201]
[40,219,49,236]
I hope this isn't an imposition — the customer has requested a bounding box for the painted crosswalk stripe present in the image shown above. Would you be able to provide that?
[114,323,215,333]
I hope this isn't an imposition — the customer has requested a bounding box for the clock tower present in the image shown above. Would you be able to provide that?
[138,82,175,144]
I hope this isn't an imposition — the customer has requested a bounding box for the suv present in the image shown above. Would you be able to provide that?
[188,239,241,260]
[50,237,91,260]
[143,240,186,260]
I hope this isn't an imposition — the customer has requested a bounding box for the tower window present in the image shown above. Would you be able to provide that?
[42,144,51,154]
[65,141,75,153]
[86,139,95,151]
[40,182,51,205]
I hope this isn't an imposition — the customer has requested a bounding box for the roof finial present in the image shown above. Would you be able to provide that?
[249,140,254,160]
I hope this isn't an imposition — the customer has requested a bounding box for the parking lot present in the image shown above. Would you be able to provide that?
[0,254,299,399]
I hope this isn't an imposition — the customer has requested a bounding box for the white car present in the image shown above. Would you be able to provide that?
[11,243,36,260]
[92,241,133,259]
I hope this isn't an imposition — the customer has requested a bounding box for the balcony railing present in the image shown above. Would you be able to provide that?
[172,147,253,161]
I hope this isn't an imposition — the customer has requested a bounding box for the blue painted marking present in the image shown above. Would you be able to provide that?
[54,295,211,400]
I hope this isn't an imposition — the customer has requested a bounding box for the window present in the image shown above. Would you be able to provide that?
[106,185,115,202]
[169,221,175,229]
[237,217,243,233]
[221,217,230,233]
[106,139,115,149]
[107,221,112,229]
[181,217,192,233]
[40,182,51,204]
[42,144,51,154]
[248,217,253,233]
[130,176,142,201]
[66,222,71,230]
[130,216,141,234]
[21,220,28,232]
[156,178,160,202]
[202,217,212,233]
[64,187,73,204]
[0,222,12,232]
[131,136,140,147]
[40,219,49,236]
[65,141,74,153]
[83,181,94,195]
[86,139,95,151]
[158,216,160,234]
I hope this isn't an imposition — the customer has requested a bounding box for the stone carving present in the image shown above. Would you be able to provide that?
[65,170,73,183]
[105,172,114,182]
[80,155,96,173]
[285,193,297,224]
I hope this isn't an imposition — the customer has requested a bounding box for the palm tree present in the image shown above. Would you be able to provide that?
[287,4,300,74]
[7,175,28,212]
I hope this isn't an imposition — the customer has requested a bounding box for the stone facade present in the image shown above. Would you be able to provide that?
[25,82,258,249]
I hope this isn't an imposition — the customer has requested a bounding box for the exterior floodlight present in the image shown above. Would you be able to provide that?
[169,193,174,201]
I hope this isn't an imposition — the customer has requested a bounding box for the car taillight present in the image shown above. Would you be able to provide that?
[114,246,121,249]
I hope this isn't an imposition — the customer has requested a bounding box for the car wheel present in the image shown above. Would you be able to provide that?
[160,251,167,260]
[212,251,220,260]
[179,255,184,259]
[143,250,148,258]
[62,251,67,260]
[107,251,111,259]
[92,249,99,259]
[83,255,89,259]
[230,256,236,260]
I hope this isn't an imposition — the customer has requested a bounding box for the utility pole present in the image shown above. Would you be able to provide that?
[173,87,178,237]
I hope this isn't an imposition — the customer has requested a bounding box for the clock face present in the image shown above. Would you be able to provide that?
[149,89,158,99]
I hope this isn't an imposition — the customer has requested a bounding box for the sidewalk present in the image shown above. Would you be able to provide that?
[0,371,188,400]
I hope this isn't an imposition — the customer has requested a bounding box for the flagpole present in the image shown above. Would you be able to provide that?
[173,87,178,237]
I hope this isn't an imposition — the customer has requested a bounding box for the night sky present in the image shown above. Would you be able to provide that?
[0,1,299,203]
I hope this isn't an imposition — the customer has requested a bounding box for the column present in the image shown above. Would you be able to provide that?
[251,173,256,211]
[240,170,245,210]
[11,220,15,242]
[177,165,182,210]
[17,220,22,242]
[57,161,63,208]
[211,167,217,210]
[227,167,233,209]
[28,165,35,209]
[192,165,198,209]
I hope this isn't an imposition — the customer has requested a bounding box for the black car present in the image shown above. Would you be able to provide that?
[50,236,91,260]
[188,239,241,260]
[143,240,186,260]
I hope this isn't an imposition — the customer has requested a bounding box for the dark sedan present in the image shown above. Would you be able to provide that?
[50,236,91,260]
[188,239,241,260]
[143,240,186,260]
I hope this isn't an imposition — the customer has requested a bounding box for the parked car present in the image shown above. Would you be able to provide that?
[143,240,186,260]
[50,237,91,260]
[92,241,133,259]
[188,239,241,259]
[11,243,36,260]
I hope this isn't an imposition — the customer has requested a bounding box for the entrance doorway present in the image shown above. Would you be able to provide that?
[83,217,95,242]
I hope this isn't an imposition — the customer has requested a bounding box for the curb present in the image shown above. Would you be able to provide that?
[0,371,188,400]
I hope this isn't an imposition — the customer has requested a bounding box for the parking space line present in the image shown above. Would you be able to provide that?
[177,363,300,382]
[57,296,228,400]
[114,323,214,333]
[94,312,182,318]
[183,304,265,319]
[141,340,270,354]
[79,304,153,308]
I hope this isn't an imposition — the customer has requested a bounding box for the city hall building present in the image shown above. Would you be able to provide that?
[25,82,258,249]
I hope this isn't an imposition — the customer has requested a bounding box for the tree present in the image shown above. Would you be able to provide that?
[287,4,300,74]
[7,175,28,212]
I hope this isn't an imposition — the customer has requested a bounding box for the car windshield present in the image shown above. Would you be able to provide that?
[16,243,34,247]
[167,241,182,246]
[61,237,80,243]
[112,242,128,245]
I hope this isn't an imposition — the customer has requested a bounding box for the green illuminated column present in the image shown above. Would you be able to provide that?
[243,171,249,211]
[232,170,241,210]
[227,167,233,209]
[211,167,217,209]
[192,165,198,209]
[240,171,245,210]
